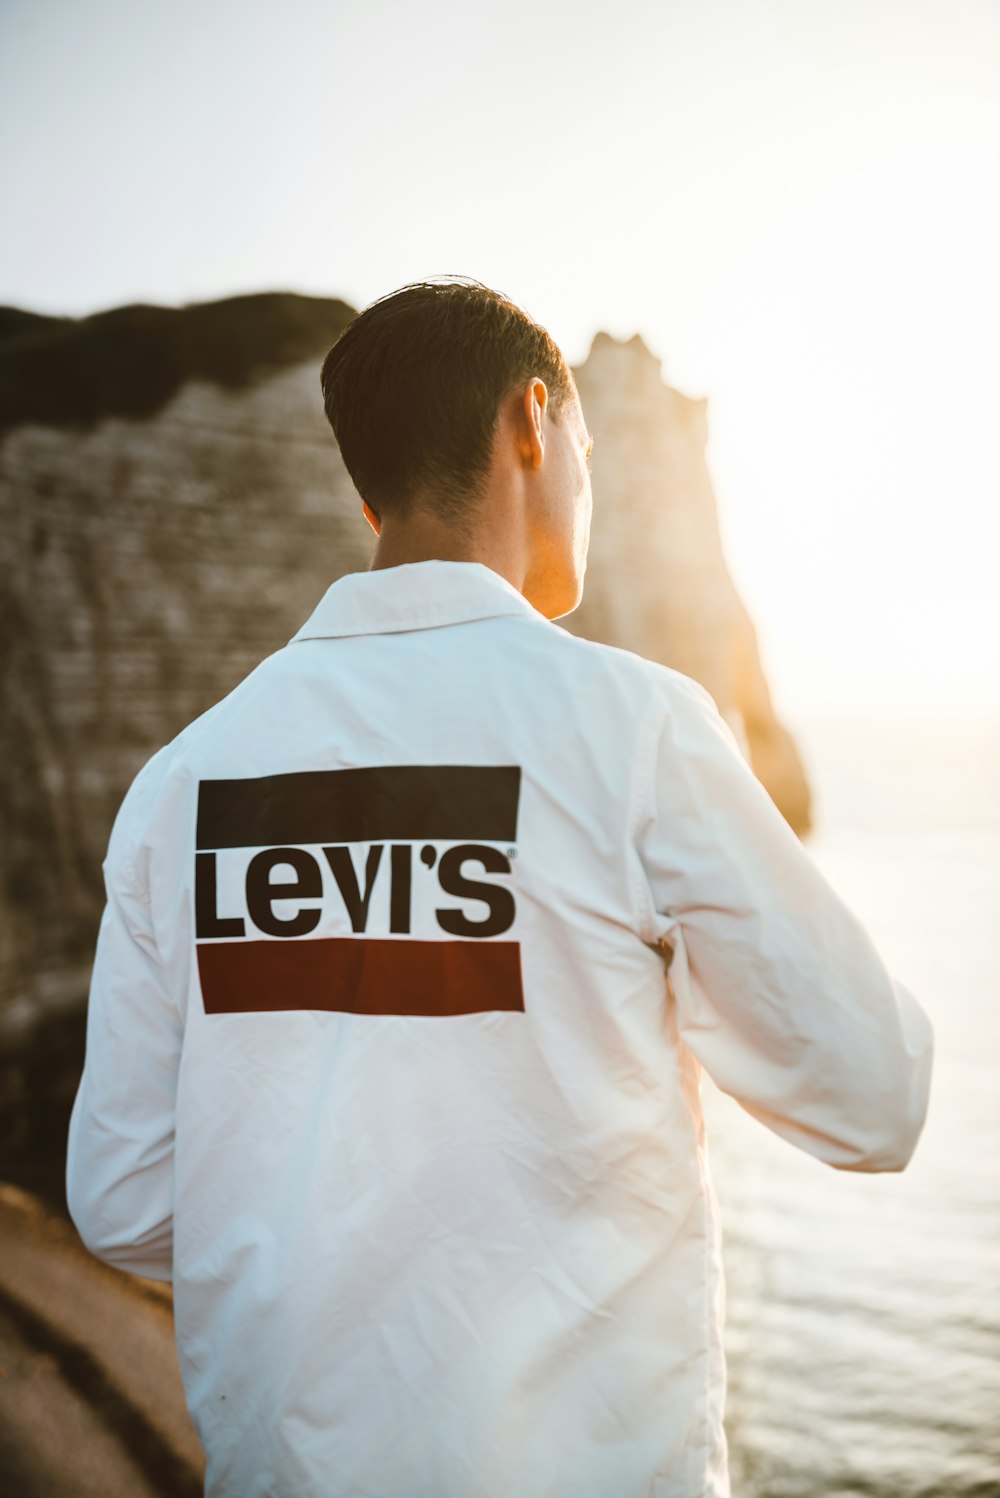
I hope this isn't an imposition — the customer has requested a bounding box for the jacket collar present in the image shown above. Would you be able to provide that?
[289,559,548,641]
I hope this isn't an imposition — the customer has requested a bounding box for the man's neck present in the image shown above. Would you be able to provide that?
[367,519,526,595]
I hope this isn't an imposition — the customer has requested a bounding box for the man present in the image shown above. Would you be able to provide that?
[66,275,934,1497]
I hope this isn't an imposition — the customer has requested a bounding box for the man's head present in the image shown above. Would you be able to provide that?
[319,275,594,619]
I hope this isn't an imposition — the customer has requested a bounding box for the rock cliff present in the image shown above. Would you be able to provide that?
[568,330,811,831]
[0,291,811,1183]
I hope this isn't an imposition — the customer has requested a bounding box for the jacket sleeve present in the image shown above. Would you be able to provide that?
[65,769,180,1281]
[633,672,934,1172]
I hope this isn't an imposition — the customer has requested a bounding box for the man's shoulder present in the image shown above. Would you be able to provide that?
[108,624,722,877]
[108,649,286,872]
[541,622,720,713]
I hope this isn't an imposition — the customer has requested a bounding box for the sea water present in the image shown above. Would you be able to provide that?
[704,707,1000,1497]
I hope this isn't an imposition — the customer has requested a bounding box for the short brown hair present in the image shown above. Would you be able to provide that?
[319,275,576,526]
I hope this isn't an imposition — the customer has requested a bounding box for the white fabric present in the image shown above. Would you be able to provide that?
[66,559,934,1497]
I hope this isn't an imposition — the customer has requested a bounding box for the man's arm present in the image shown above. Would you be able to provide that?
[633,672,934,1172]
[65,770,180,1280]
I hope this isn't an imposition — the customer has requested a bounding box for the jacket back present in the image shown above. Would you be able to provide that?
[66,559,935,1498]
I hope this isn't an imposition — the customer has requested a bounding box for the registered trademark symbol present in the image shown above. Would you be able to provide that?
[507,847,517,860]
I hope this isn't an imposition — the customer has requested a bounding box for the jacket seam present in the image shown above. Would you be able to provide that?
[629,685,670,946]
[637,679,719,1492]
[676,971,721,1496]
[113,763,157,906]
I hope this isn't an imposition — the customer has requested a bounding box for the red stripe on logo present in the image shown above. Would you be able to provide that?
[196,937,525,1016]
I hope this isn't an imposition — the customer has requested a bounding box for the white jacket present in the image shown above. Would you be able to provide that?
[66,559,934,1498]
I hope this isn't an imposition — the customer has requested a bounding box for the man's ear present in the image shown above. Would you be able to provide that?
[362,500,381,536]
[520,379,546,471]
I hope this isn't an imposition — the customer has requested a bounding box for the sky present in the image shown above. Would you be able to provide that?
[2,0,998,721]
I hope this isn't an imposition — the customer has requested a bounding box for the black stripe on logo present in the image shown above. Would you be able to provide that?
[196,765,521,850]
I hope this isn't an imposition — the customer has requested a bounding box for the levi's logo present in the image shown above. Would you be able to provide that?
[194,765,524,1018]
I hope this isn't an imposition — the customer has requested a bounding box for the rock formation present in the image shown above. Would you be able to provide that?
[0,291,812,1183]
[568,330,811,830]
